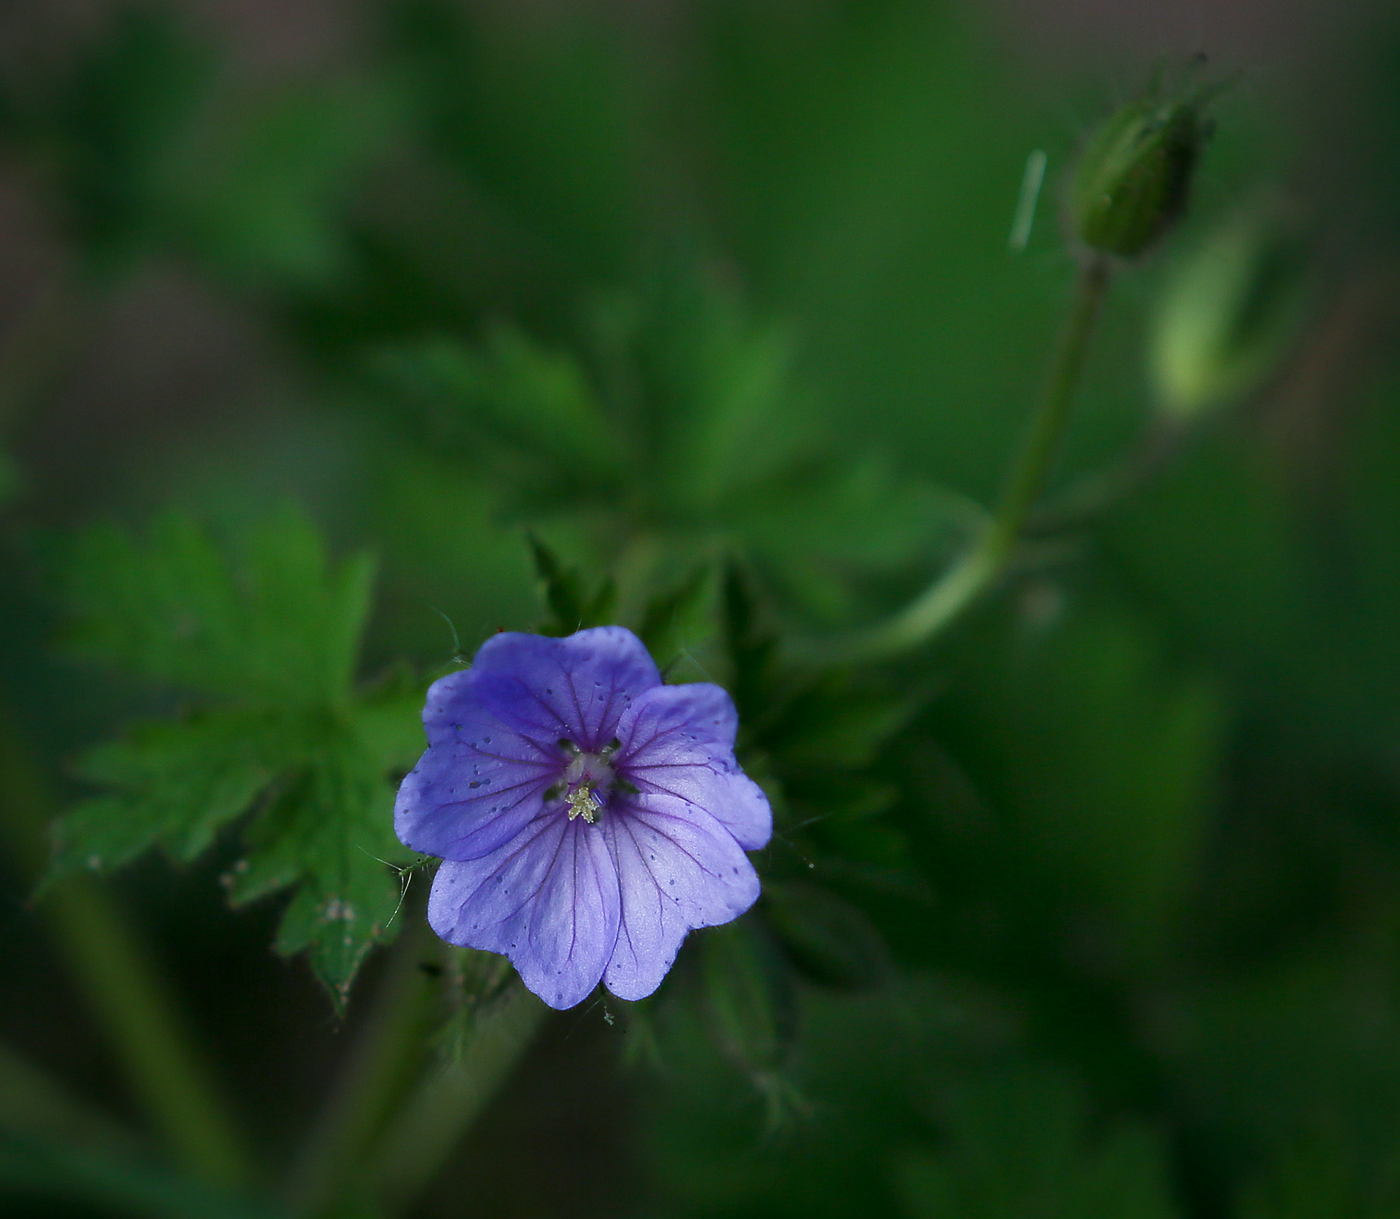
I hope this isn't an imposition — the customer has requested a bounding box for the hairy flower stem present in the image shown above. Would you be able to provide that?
[0,709,252,1189]
[804,256,1113,665]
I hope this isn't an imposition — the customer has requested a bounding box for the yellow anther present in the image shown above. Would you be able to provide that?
[566,782,602,824]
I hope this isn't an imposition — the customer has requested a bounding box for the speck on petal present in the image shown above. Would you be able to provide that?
[602,791,761,1002]
[427,811,621,1010]
[395,669,561,862]
[470,628,662,753]
[615,683,772,851]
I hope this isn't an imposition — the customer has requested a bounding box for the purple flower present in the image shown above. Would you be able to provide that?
[395,626,772,1010]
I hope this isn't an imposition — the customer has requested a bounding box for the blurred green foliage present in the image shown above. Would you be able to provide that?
[0,1,1398,1218]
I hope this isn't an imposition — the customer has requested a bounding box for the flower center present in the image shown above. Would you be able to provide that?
[550,739,620,825]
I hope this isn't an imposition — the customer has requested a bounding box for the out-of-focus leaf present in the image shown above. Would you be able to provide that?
[1150,202,1311,421]
[939,601,1228,953]
[36,5,216,277]
[762,880,891,990]
[167,81,400,288]
[737,453,983,631]
[0,1039,140,1154]
[895,1068,1179,1219]
[697,918,797,1080]
[371,329,626,498]
[720,560,781,730]
[384,0,640,277]
[6,7,392,289]
[52,512,424,1005]
[638,566,715,674]
[1237,1127,1400,1219]
[528,533,617,637]
[0,1129,285,1219]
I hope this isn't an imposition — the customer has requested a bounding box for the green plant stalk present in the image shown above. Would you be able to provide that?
[364,980,548,1214]
[0,709,252,1188]
[1025,412,1185,536]
[811,256,1113,664]
[282,920,440,1217]
[0,1036,142,1155]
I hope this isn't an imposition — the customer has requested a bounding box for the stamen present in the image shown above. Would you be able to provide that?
[566,781,603,824]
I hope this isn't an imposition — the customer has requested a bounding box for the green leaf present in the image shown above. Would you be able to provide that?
[762,880,891,990]
[166,81,400,288]
[371,329,625,497]
[895,1068,1180,1219]
[52,708,287,879]
[527,533,617,636]
[0,1128,284,1219]
[638,565,714,673]
[62,509,374,706]
[53,512,424,1005]
[697,918,797,1080]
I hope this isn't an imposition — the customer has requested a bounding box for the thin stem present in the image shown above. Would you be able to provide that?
[0,709,253,1188]
[798,257,1113,665]
[281,921,440,1217]
[1025,413,1184,536]
[363,980,548,1214]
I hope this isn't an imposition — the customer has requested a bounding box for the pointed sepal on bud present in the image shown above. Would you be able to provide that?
[1071,73,1225,258]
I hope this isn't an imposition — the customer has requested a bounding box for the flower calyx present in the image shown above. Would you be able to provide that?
[1071,71,1228,259]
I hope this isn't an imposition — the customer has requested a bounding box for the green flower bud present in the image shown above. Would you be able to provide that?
[1072,86,1215,258]
[1150,204,1309,421]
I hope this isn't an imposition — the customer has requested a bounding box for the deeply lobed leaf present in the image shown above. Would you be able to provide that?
[52,512,423,1005]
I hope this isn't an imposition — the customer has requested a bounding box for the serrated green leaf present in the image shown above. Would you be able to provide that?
[53,511,425,1003]
[52,707,287,880]
[273,859,404,1011]
[62,510,374,706]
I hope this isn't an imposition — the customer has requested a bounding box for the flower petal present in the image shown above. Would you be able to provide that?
[616,683,772,850]
[470,627,663,753]
[395,669,563,862]
[428,813,621,1010]
[602,792,762,1002]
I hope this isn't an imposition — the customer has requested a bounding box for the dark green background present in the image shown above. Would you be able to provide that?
[2,1,1400,1215]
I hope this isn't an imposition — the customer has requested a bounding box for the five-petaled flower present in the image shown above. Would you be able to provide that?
[394,626,772,1010]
